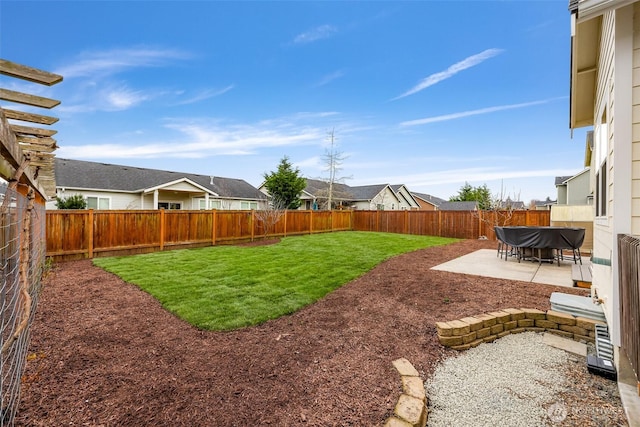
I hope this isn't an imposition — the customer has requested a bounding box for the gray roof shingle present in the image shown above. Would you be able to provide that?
[411,192,446,206]
[438,201,478,211]
[55,158,266,200]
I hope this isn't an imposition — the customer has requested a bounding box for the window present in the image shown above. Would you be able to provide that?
[594,112,608,218]
[158,202,181,210]
[241,201,258,210]
[198,199,221,210]
[596,162,607,217]
[86,196,110,210]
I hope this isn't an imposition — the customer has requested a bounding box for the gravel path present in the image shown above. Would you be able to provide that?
[425,332,628,427]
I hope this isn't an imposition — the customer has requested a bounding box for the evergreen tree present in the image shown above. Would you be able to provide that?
[263,156,307,209]
[450,182,493,210]
[55,194,87,209]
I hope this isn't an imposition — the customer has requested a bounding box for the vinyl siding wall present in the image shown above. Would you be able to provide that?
[633,2,640,234]
[592,9,616,338]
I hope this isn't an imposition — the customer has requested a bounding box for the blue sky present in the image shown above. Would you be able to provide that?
[0,0,589,203]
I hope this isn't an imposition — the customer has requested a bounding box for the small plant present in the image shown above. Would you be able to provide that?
[55,194,87,209]
[443,297,451,304]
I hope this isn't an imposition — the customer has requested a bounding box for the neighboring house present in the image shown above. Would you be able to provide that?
[348,184,401,210]
[437,201,479,211]
[266,179,406,210]
[555,168,592,205]
[49,158,267,210]
[411,192,446,211]
[531,197,556,210]
[494,197,527,210]
[569,0,639,372]
[390,185,420,210]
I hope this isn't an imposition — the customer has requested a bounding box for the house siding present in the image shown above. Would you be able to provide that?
[633,1,640,234]
[591,9,616,344]
[48,189,141,210]
[566,171,592,204]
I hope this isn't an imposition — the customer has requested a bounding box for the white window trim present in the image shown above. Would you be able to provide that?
[85,195,111,210]
[158,201,183,210]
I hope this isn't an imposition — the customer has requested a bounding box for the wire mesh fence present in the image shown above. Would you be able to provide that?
[0,185,46,426]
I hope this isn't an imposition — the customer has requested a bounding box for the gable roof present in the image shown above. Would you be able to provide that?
[411,192,446,207]
[348,184,390,201]
[438,201,478,211]
[55,158,266,200]
[302,178,352,199]
[555,175,573,186]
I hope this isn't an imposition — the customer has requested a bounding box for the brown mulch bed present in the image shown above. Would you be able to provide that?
[17,239,622,426]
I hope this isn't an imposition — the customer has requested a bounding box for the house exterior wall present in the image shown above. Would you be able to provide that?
[590,8,616,345]
[47,189,141,210]
[556,185,568,204]
[633,2,640,234]
[589,5,635,347]
[395,187,419,210]
[566,170,592,204]
[415,198,437,211]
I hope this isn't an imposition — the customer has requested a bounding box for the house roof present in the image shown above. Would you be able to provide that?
[411,192,446,206]
[438,201,478,211]
[555,175,572,186]
[55,158,266,200]
[348,184,390,201]
[302,178,352,199]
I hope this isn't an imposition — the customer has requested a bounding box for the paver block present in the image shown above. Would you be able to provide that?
[547,329,573,338]
[460,316,483,331]
[504,320,518,331]
[435,321,453,337]
[461,331,477,344]
[451,343,471,351]
[497,330,511,338]
[448,319,470,336]
[521,308,546,320]
[482,334,497,343]
[559,324,588,336]
[573,333,595,344]
[525,327,546,333]
[490,324,504,334]
[392,358,420,377]
[517,318,535,327]
[384,416,414,427]
[474,313,497,327]
[576,316,605,331]
[468,338,484,348]
[438,335,463,346]
[394,394,426,427]
[535,319,558,329]
[476,327,491,339]
[402,376,426,402]
[510,327,526,334]
[546,310,577,326]
[502,308,526,321]
[488,311,511,324]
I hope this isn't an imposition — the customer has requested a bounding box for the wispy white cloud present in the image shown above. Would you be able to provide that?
[57,82,158,113]
[55,47,191,78]
[57,115,331,160]
[400,97,564,127]
[392,48,504,100]
[174,85,235,105]
[313,70,344,87]
[293,25,338,44]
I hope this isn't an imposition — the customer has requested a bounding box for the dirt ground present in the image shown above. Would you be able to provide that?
[17,239,624,426]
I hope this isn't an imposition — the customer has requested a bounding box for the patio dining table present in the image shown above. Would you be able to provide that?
[494,226,586,265]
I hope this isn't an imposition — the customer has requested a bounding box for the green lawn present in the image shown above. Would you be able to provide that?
[93,231,456,330]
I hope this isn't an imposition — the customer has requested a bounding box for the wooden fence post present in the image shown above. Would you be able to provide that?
[88,209,94,259]
[159,209,165,251]
[251,210,255,241]
[284,210,288,237]
[310,210,313,234]
[438,210,442,237]
[212,209,217,246]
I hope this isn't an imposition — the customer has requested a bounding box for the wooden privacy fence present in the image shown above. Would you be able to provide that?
[46,209,550,261]
[352,209,551,239]
[46,209,354,261]
[618,234,640,390]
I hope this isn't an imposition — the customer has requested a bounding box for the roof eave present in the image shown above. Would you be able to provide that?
[570,12,601,129]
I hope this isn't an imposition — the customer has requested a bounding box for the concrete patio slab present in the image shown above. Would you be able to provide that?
[431,249,575,287]
[542,332,587,357]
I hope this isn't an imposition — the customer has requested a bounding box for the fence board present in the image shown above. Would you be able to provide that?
[618,234,640,388]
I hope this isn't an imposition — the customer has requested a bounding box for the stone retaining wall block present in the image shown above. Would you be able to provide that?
[502,308,526,321]
[459,316,483,331]
[394,394,427,427]
[535,319,558,329]
[546,310,577,326]
[521,308,546,320]
[474,313,497,327]
[488,311,511,324]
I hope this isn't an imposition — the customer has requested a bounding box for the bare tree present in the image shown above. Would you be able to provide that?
[317,128,351,210]
[473,181,522,237]
[254,196,286,238]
